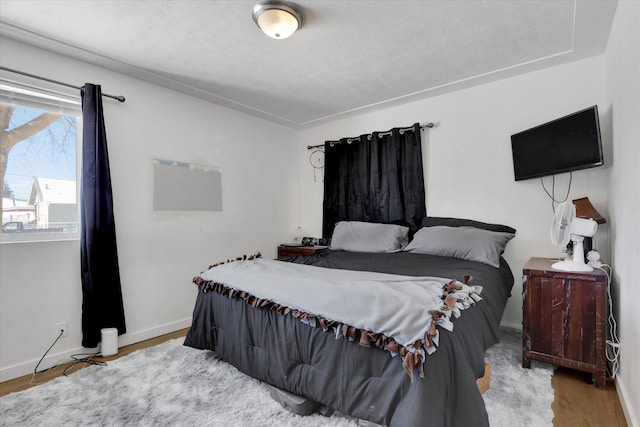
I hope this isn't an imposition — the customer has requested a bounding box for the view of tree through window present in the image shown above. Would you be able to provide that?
[0,96,79,236]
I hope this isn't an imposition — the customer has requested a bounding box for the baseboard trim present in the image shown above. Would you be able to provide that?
[499,320,522,330]
[616,376,639,427]
[0,318,192,383]
[114,318,192,348]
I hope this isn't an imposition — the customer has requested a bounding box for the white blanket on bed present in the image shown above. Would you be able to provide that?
[200,258,483,356]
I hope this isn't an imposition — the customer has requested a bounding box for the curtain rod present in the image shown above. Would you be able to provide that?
[306,122,436,150]
[0,66,126,103]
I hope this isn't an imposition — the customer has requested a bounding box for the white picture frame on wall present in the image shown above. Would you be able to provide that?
[152,158,223,212]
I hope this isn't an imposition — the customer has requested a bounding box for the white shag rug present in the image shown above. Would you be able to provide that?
[0,327,553,426]
[484,327,555,426]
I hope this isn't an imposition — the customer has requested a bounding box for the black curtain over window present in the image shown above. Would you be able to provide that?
[80,84,126,348]
[322,123,426,238]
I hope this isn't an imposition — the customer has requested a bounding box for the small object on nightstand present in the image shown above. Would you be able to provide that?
[522,257,608,388]
[587,250,602,267]
[301,236,314,246]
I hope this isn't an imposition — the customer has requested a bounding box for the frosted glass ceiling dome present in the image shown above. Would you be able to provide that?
[252,1,304,40]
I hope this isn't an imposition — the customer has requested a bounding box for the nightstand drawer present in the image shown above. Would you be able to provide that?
[277,245,327,259]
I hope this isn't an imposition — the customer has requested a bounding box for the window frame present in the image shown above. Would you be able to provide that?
[0,79,82,244]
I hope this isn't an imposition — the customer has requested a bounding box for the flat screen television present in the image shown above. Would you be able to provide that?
[511,106,603,181]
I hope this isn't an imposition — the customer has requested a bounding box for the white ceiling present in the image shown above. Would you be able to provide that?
[0,1,617,129]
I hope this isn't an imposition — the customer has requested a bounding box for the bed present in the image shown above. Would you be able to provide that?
[184,218,516,426]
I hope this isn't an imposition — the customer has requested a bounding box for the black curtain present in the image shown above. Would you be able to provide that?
[80,84,126,348]
[322,123,426,238]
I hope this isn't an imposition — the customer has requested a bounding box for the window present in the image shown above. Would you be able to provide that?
[0,79,81,243]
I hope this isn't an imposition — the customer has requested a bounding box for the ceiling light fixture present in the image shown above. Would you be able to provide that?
[252,1,304,40]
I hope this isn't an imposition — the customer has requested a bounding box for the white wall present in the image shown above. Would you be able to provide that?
[0,38,299,381]
[605,2,640,425]
[297,56,610,329]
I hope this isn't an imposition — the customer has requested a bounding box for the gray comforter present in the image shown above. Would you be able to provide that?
[184,249,514,426]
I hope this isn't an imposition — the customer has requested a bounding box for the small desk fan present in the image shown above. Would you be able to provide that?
[550,201,598,272]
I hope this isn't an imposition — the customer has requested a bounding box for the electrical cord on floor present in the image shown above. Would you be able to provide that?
[62,353,106,376]
[595,263,621,379]
[29,329,106,385]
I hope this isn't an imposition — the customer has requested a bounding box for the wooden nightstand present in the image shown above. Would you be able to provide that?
[277,245,327,260]
[522,257,608,388]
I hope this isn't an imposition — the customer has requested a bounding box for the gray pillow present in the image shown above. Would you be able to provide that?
[330,221,410,253]
[403,226,515,267]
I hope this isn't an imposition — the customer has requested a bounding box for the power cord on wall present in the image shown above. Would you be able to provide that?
[30,329,106,385]
[541,172,573,212]
[30,329,64,385]
[594,263,621,379]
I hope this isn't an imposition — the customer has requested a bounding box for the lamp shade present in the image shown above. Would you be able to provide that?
[573,197,606,224]
[253,1,303,39]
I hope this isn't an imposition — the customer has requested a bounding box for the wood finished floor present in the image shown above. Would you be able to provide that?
[0,329,628,426]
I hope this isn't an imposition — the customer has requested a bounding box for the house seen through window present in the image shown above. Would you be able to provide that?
[0,80,81,241]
